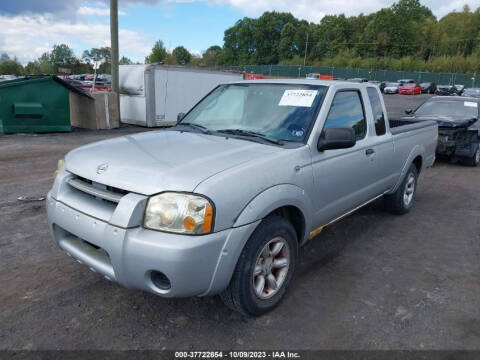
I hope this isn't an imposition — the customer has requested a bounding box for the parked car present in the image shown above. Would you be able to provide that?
[347,78,368,83]
[306,73,320,80]
[47,80,437,316]
[0,75,17,82]
[384,82,401,94]
[245,73,264,80]
[435,85,457,96]
[66,80,85,87]
[462,88,480,98]
[368,81,386,93]
[68,79,111,92]
[454,84,465,95]
[397,79,415,85]
[404,96,480,166]
[420,82,436,94]
[399,83,422,95]
[88,81,111,92]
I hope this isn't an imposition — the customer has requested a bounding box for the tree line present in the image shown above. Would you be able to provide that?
[0,41,196,76]
[145,0,479,74]
[0,44,135,76]
[1,0,479,76]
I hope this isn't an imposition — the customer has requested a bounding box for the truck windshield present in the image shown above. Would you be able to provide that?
[415,101,478,118]
[179,84,326,142]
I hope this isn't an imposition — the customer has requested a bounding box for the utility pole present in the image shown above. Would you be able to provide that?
[110,0,119,99]
[303,32,309,67]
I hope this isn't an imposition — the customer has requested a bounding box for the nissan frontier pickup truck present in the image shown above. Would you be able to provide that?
[47,80,437,316]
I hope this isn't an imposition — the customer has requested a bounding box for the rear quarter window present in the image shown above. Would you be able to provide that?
[367,87,387,136]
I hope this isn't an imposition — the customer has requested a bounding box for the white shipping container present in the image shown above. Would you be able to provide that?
[119,65,243,127]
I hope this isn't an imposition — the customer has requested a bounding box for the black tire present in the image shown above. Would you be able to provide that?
[220,215,298,316]
[462,144,480,167]
[384,164,418,215]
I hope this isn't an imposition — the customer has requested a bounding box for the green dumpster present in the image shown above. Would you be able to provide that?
[0,75,92,133]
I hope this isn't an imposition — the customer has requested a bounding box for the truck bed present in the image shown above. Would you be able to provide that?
[389,118,437,135]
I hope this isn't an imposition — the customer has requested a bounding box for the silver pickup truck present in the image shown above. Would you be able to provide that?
[47,80,437,316]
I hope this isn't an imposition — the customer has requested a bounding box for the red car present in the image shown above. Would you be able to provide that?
[244,73,264,80]
[399,83,422,95]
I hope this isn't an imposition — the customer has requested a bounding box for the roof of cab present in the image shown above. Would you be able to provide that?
[226,78,376,87]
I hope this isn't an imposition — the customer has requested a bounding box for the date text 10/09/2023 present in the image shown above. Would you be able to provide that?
[174,351,301,359]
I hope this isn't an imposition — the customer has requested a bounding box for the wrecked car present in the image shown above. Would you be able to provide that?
[405,96,480,166]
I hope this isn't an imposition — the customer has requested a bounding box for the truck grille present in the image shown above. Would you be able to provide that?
[67,175,128,204]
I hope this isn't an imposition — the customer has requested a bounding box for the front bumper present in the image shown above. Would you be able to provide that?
[46,173,259,298]
[436,129,477,158]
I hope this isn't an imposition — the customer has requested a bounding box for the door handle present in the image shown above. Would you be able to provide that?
[365,148,375,156]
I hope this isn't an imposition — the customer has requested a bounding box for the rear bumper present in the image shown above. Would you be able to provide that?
[46,183,259,298]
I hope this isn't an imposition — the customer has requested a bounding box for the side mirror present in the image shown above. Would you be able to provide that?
[177,112,185,122]
[317,127,356,151]
[405,109,413,115]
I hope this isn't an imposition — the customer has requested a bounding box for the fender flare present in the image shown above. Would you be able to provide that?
[233,183,313,244]
[389,145,424,194]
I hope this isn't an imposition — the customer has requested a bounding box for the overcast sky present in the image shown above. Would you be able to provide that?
[0,0,478,64]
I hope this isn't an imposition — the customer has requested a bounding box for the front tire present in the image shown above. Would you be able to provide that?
[220,215,298,316]
[384,164,418,215]
[462,144,480,167]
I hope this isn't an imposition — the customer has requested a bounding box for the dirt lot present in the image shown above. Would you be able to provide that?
[1,94,479,350]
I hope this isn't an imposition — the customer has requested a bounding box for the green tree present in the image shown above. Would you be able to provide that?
[24,61,41,74]
[278,23,297,59]
[222,17,256,64]
[202,45,223,66]
[37,52,55,74]
[172,46,191,64]
[252,12,297,64]
[145,40,167,63]
[119,56,132,65]
[50,44,76,72]
[82,47,111,73]
[0,54,23,75]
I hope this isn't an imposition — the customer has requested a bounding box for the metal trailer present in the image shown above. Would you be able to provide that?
[119,65,243,127]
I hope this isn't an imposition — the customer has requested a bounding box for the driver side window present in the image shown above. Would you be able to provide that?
[324,91,366,140]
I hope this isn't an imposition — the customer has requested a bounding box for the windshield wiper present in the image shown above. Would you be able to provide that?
[216,129,284,145]
[176,122,211,134]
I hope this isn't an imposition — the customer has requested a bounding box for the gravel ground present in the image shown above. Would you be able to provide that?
[1,94,479,350]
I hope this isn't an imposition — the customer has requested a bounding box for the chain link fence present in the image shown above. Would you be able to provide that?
[218,65,478,87]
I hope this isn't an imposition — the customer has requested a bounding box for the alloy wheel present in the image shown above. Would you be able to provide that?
[252,237,290,299]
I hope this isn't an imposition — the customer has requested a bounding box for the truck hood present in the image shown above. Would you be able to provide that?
[404,115,477,128]
[65,130,281,195]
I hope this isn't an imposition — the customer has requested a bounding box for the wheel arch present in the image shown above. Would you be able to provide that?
[390,146,424,194]
[233,184,313,245]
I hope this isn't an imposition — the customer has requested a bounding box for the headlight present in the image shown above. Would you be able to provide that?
[144,193,214,235]
[54,158,65,177]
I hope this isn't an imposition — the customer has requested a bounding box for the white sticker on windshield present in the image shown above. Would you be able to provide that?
[279,90,318,107]
[464,101,478,108]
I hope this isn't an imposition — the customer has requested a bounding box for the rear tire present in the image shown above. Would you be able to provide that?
[462,144,480,167]
[384,164,418,215]
[220,215,298,316]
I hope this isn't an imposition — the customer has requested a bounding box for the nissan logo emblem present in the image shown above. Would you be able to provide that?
[96,163,109,174]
